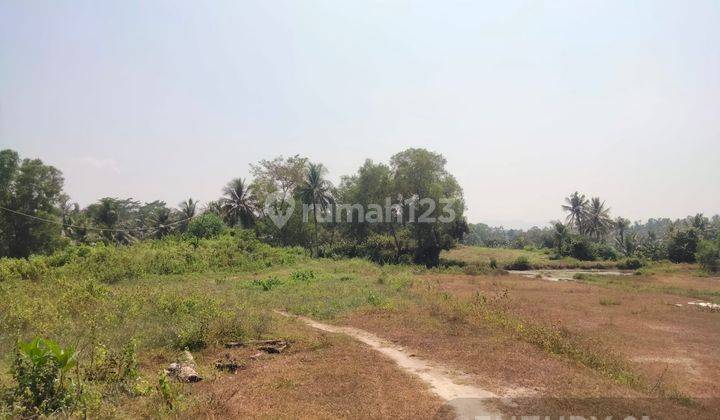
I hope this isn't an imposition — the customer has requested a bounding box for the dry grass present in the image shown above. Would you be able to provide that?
[133,320,445,419]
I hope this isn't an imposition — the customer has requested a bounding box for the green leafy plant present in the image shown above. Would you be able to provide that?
[11,338,77,415]
[252,276,282,291]
[290,269,315,283]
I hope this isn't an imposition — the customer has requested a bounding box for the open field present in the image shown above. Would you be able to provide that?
[2,239,719,418]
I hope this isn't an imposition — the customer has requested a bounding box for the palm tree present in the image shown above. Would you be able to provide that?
[178,198,198,232]
[151,208,173,238]
[221,178,256,227]
[614,216,630,250]
[204,200,223,216]
[551,221,569,256]
[562,192,588,233]
[585,197,612,241]
[297,163,333,256]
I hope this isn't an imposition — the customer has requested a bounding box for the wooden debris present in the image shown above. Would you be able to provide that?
[224,341,245,349]
[215,354,244,373]
[257,339,289,354]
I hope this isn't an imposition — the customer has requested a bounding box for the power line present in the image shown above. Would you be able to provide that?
[0,205,201,234]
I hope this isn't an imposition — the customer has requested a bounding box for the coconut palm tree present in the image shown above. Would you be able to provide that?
[151,208,173,238]
[297,163,334,256]
[585,197,612,241]
[221,178,256,228]
[203,200,223,216]
[562,192,588,233]
[178,198,198,232]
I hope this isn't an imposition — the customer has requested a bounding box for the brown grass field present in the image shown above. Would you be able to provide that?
[125,265,719,419]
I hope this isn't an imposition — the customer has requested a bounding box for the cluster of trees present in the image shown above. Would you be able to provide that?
[464,191,720,270]
[0,148,467,267]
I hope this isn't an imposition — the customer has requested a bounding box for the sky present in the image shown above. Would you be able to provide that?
[1,0,719,228]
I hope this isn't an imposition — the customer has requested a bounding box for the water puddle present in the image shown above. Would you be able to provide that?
[509,269,631,282]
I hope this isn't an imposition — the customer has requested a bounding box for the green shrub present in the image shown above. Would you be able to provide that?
[290,269,315,283]
[667,228,700,263]
[187,213,225,239]
[0,257,50,282]
[618,258,643,270]
[696,240,720,273]
[86,341,139,384]
[10,338,77,415]
[252,276,282,291]
[568,237,595,261]
[590,243,619,261]
[506,256,532,270]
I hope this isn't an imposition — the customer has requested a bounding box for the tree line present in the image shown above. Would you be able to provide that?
[0,148,466,267]
[464,191,720,270]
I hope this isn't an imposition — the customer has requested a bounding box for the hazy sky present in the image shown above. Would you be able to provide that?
[1,1,719,228]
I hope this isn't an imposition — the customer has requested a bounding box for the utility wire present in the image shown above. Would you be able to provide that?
[0,204,201,234]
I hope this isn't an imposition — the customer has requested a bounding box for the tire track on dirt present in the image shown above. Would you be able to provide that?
[276,310,502,418]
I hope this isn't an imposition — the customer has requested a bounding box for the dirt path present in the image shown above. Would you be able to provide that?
[276,310,502,419]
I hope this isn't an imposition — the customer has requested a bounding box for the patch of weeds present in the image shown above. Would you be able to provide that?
[85,340,139,387]
[505,256,532,270]
[252,276,282,291]
[309,335,332,351]
[666,391,697,407]
[599,298,621,306]
[366,291,385,307]
[250,312,273,338]
[630,306,648,315]
[462,263,487,276]
[618,258,644,270]
[272,378,296,389]
[377,271,388,284]
[290,269,315,283]
[573,273,588,280]
[156,371,179,410]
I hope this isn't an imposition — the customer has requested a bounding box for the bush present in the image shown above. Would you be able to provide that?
[667,228,700,263]
[252,276,282,291]
[696,240,720,273]
[617,258,643,270]
[0,257,50,282]
[10,338,77,415]
[187,213,225,239]
[568,237,595,261]
[590,243,619,261]
[506,256,532,270]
